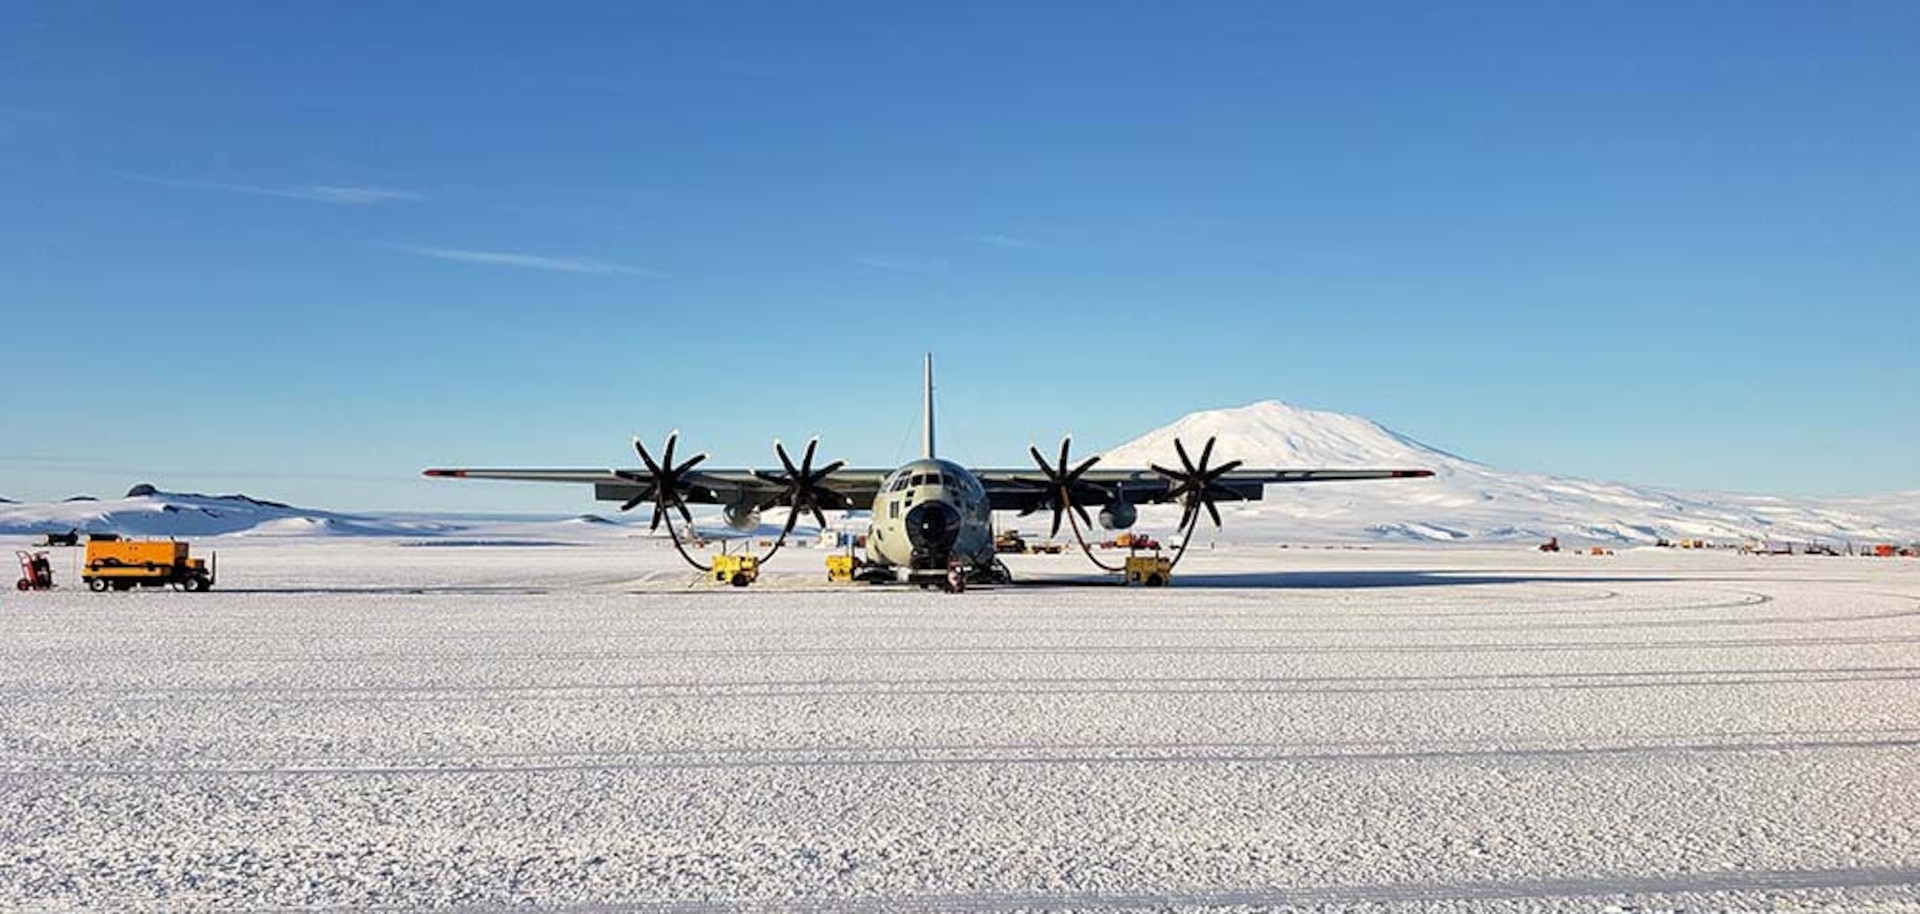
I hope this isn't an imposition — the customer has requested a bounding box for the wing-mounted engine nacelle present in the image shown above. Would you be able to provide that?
[723,501,762,532]
[1098,500,1137,531]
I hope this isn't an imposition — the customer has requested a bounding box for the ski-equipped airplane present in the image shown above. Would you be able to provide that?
[425,355,1433,585]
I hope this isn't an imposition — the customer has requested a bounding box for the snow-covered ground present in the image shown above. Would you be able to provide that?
[3,538,1918,911]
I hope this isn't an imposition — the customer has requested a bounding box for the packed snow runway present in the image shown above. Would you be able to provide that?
[3,540,1918,912]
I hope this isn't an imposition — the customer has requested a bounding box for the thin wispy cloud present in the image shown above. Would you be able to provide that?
[970,232,1042,251]
[123,172,423,205]
[855,256,949,275]
[394,245,666,277]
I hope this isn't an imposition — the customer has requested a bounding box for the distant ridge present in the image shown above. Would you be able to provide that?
[0,487,429,538]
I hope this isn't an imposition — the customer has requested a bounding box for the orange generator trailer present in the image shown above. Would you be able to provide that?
[81,539,215,592]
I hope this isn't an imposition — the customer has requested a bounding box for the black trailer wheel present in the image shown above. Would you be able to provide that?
[87,578,109,592]
[182,575,208,593]
[729,573,750,587]
[15,579,27,591]
[1144,573,1165,587]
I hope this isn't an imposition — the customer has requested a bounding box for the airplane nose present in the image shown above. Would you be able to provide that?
[904,502,962,552]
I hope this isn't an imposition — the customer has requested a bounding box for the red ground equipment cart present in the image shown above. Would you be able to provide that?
[15,550,55,591]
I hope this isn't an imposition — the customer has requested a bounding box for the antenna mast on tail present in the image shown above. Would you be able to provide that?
[921,352,936,459]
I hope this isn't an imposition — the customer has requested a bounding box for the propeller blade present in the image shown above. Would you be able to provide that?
[1208,459,1245,479]
[775,504,803,538]
[1048,505,1065,539]
[634,437,662,476]
[1204,498,1222,528]
[1057,436,1072,479]
[1067,454,1101,480]
[629,481,668,510]
[1197,437,1217,474]
[1072,501,1092,530]
[809,503,828,530]
[1028,444,1051,475]
[1174,438,1196,476]
[660,431,678,476]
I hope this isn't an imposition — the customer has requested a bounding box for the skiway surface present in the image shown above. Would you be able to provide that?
[3,540,1918,912]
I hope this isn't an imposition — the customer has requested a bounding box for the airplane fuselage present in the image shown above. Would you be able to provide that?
[864,458,996,578]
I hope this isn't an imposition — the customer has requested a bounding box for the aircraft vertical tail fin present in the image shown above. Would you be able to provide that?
[922,352,936,460]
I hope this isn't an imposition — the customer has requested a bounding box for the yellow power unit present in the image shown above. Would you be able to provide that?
[1124,555,1172,587]
[82,539,214,592]
[712,553,759,587]
[825,554,856,583]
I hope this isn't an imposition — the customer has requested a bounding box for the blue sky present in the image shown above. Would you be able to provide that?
[3,2,1916,511]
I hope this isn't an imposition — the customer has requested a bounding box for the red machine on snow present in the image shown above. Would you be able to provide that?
[15,551,55,591]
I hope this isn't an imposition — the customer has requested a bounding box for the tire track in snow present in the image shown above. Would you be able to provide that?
[12,631,1920,664]
[0,585,1814,644]
[10,732,1919,779]
[14,725,1919,772]
[142,865,1920,912]
[7,664,1917,703]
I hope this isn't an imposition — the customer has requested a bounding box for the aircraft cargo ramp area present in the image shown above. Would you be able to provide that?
[2,539,1918,912]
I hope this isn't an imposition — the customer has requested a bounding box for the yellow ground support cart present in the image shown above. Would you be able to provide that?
[82,539,215,592]
[825,553,857,583]
[711,553,759,587]
[1124,554,1172,587]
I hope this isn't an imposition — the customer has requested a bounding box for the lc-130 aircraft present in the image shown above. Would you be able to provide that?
[426,356,1433,586]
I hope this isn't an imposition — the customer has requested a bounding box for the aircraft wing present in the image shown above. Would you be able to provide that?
[973,467,1435,513]
[424,465,1432,512]
[422,467,893,511]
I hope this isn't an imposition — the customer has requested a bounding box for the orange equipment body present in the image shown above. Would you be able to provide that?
[81,539,215,592]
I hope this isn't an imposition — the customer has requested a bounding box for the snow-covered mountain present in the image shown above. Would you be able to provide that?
[0,488,444,538]
[1101,400,1918,546]
[0,487,816,543]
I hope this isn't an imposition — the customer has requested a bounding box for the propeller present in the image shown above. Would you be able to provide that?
[1026,434,1102,538]
[769,437,846,531]
[616,431,708,532]
[1150,436,1245,531]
